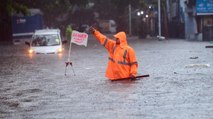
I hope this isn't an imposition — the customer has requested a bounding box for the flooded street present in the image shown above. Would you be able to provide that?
[1,36,213,119]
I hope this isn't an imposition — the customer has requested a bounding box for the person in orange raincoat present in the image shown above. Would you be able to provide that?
[90,27,138,80]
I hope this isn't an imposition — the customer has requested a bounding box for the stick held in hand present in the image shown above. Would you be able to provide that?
[111,74,150,81]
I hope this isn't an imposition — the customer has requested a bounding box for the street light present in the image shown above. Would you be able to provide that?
[157,0,165,40]
[137,12,141,16]
[158,0,161,37]
[137,11,144,16]
[129,4,132,35]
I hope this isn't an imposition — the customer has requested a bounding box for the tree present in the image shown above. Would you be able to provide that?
[15,0,92,36]
[0,0,90,43]
[89,0,144,33]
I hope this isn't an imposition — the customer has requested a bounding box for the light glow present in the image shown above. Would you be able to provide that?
[137,12,141,16]
[28,49,33,54]
[58,47,63,53]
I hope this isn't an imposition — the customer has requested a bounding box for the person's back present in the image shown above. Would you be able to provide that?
[90,27,138,80]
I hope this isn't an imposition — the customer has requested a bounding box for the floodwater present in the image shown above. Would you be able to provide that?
[0,36,213,119]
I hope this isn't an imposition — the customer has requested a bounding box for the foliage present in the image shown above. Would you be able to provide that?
[0,0,29,17]
[0,0,30,42]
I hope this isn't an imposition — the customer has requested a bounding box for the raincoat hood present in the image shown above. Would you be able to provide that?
[114,31,128,48]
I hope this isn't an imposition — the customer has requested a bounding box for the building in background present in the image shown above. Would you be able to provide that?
[195,0,213,41]
[182,0,213,41]
[167,0,185,38]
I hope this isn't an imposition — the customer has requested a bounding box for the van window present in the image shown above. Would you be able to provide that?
[32,34,60,46]
[111,23,117,27]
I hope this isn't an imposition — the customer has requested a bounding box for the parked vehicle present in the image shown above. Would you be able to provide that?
[99,20,117,33]
[78,24,90,32]
[25,29,67,54]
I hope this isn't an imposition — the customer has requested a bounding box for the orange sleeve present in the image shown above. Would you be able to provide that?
[128,48,138,76]
[93,30,115,53]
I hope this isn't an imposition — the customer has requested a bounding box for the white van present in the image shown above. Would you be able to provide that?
[99,20,117,33]
[25,29,66,54]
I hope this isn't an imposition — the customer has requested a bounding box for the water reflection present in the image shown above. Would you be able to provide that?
[27,52,34,59]
[26,52,64,60]
[57,53,63,59]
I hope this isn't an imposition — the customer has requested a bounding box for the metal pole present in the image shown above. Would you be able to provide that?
[158,0,161,37]
[68,38,72,61]
[65,40,72,76]
[65,36,76,76]
[129,4,132,36]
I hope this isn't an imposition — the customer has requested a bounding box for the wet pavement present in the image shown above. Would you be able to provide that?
[0,35,213,119]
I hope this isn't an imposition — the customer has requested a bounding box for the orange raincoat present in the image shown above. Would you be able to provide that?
[93,30,138,80]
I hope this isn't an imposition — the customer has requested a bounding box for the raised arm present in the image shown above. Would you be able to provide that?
[90,27,115,53]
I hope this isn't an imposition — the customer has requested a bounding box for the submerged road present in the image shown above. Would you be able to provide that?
[0,35,213,119]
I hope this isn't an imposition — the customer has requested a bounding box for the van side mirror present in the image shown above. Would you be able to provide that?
[62,40,68,44]
[25,42,30,47]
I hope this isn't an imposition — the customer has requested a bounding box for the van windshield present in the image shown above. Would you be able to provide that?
[32,34,60,46]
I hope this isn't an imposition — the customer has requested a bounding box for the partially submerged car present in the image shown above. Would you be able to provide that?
[25,29,67,54]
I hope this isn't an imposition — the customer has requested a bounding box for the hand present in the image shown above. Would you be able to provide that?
[130,74,136,80]
[89,26,96,34]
